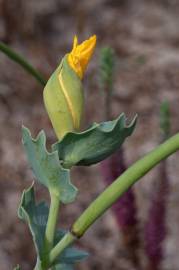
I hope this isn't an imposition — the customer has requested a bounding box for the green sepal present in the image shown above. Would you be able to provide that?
[43,56,84,139]
[22,126,77,203]
[53,114,137,167]
[18,184,48,263]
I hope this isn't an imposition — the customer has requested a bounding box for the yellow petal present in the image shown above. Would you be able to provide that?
[73,35,78,49]
[68,35,97,79]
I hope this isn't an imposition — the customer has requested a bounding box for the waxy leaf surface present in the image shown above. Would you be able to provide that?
[18,185,87,269]
[18,184,48,264]
[53,230,88,265]
[22,127,77,203]
[53,114,137,167]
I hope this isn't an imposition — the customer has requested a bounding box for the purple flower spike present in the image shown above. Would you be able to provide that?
[144,161,169,270]
[100,148,140,266]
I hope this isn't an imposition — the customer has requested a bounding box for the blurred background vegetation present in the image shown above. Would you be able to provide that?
[1,0,179,269]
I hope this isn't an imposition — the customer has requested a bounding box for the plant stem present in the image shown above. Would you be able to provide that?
[0,41,46,86]
[49,231,76,265]
[72,133,179,237]
[44,192,60,256]
[48,133,179,266]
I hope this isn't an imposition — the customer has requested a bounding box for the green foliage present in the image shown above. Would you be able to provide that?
[18,184,48,266]
[18,184,88,269]
[22,127,77,203]
[54,230,88,265]
[5,34,178,270]
[53,113,137,168]
[57,247,88,264]
[18,184,48,255]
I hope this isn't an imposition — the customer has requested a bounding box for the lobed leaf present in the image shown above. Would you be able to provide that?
[53,114,137,167]
[18,184,48,263]
[22,127,77,203]
[18,186,88,269]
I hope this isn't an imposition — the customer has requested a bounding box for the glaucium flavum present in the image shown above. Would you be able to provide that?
[43,35,96,139]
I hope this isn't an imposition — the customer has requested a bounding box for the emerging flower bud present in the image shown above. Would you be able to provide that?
[68,35,96,79]
[43,35,96,139]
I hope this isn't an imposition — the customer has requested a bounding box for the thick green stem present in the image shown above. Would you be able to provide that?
[72,133,179,237]
[48,133,179,266]
[0,42,46,86]
[49,232,76,266]
[44,192,60,255]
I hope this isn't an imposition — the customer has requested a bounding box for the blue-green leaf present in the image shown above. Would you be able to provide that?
[57,247,88,264]
[18,184,48,262]
[53,229,88,265]
[53,114,137,167]
[22,127,77,203]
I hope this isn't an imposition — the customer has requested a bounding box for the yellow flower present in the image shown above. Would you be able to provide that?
[43,35,97,140]
[68,35,97,79]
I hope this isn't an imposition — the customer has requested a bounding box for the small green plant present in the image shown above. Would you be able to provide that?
[1,37,179,270]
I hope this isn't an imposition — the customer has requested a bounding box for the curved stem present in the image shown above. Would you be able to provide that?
[0,42,46,86]
[72,133,179,237]
[48,133,179,265]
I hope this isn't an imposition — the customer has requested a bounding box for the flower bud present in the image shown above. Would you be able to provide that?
[43,35,96,139]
